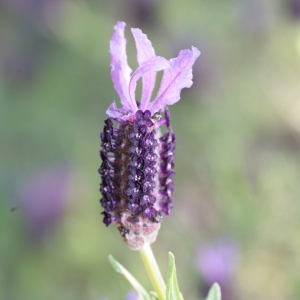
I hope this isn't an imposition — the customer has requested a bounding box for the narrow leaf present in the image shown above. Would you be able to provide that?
[205,283,222,300]
[166,252,184,300]
[108,255,151,300]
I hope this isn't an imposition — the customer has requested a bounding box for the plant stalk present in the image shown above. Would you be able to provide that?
[139,244,166,300]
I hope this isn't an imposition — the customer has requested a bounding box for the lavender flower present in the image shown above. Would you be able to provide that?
[288,0,300,20]
[96,290,137,300]
[196,238,239,300]
[124,290,138,300]
[99,22,200,249]
[19,166,70,242]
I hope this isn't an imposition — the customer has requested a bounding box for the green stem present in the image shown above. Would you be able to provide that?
[140,244,166,300]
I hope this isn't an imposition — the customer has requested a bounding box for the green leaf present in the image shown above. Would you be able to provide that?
[205,283,222,300]
[108,255,151,300]
[166,252,184,300]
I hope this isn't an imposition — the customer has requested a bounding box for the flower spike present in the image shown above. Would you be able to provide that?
[100,22,200,250]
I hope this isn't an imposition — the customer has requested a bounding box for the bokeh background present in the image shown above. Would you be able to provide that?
[1,0,300,299]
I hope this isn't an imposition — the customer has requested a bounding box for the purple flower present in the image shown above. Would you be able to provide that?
[96,290,137,300]
[99,22,200,249]
[288,0,300,20]
[196,238,239,300]
[125,0,158,27]
[124,290,138,300]
[1,0,62,25]
[196,238,239,284]
[19,166,70,242]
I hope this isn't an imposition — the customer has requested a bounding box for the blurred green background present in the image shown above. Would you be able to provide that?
[1,0,300,299]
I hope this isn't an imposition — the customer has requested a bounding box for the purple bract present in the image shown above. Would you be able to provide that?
[107,21,200,122]
[99,22,200,249]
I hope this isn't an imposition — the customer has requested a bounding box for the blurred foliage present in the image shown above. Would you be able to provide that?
[1,0,300,299]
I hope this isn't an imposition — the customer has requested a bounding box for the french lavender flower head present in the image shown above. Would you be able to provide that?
[99,22,200,250]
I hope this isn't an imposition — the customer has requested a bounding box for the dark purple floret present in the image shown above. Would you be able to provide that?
[99,108,176,242]
[158,109,176,215]
[102,211,113,227]
[98,119,118,226]
[125,110,159,219]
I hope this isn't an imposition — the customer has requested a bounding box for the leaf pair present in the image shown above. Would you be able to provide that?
[108,253,221,300]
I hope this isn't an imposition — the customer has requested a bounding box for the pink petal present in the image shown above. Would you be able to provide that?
[140,70,156,111]
[106,101,133,121]
[131,28,157,111]
[110,22,137,112]
[129,56,170,110]
[148,47,200,114]
[131,28,155,64]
